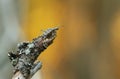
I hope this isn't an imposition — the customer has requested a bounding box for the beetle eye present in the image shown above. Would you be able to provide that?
[8,52,18,61]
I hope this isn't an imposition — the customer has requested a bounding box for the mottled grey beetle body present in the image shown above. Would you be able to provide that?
[8,27,59,78]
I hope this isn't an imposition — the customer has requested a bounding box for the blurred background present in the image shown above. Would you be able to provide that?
[1,0,120,79]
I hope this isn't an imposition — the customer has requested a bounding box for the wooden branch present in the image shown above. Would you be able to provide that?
[12,71,25,79]
[8,27,59,79]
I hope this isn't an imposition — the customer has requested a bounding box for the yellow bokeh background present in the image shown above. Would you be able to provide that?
[21,0,120,79]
